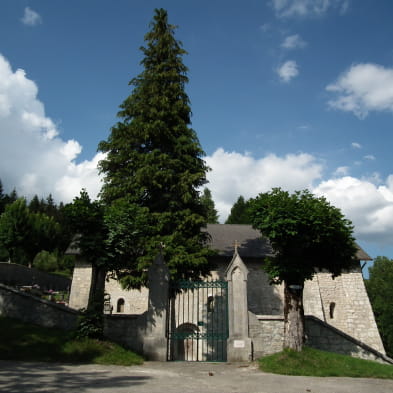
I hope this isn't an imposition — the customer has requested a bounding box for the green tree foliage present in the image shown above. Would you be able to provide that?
[33,250,58,272]
[27,212,61,262]
[249,188,357,351]
[29,195,44,214]
[366,256,393,357]
[97,9,211,287]
[0,198,32,264]
[0,180,6,214]
[0,181,72,268]
[0,182,18,215]
[200,188,219,224]
[32,250,75,277]
[225,196,252,224]
[0,198,64,267]
[63,190,106,266]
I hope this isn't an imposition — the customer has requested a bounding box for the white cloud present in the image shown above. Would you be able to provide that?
[277,60,299,82]
[206,148,323,221]
[364,155,376,161]
[206,148,393,247]
[334,166,349,176]
[0,53,102,203]
[281,34,307,49]
[351,142,362,149]
[21,7,42,26]
[271,0,349,18]
[3,53,393,249]
[314,176,393,244]
[327,63,393,118]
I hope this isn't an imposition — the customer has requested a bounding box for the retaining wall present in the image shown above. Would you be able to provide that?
[305,315,393,364]
[0,283,78,330]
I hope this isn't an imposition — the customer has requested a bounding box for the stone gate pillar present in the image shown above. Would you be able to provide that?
[226,250,252,361]
[143,252,169,360]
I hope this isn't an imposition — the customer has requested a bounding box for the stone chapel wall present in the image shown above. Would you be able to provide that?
[68,256,387,361]
[105,278,149,315]
[246,261,284,315]
[304,268,385,354]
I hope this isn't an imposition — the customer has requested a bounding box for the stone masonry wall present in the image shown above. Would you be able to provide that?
[249,312,284,359]
[105,278,149,315]
[304,268,385,353]
[247,262,284,315]
[0,283,78,330]
[68,259,94,310]
[306,316,392,364]
[104,314,146,354]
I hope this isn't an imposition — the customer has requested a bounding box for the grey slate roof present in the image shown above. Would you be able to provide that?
[205,224,274,258]
[66,224,372,261]
[205,224,372,261]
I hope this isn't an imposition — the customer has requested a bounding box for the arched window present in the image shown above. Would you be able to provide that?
[117,298,125,313]
[329,302,336,319]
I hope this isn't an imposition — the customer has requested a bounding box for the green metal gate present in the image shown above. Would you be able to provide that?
[167,280,228,362]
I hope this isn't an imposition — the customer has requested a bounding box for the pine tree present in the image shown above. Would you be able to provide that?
[225,196,252,224]
[98,9,211,288]
[0,180,6,214]
[201,188,219,224]
[29,195,43,213]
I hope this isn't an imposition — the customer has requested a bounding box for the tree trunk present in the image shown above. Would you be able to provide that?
[283,281,305,351]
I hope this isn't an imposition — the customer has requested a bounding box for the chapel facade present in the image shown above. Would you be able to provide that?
[68,224,389,363]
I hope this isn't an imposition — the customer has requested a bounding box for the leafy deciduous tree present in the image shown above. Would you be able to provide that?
[249,188,357,351]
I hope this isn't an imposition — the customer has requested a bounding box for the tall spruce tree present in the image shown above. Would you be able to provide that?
[98,9,211,288]
[201,188,219,224]
[225,196,251,224]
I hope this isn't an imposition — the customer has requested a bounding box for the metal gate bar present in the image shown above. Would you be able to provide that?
[167,280,228,362]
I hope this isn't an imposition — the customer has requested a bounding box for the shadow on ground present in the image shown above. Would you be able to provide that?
[0,361,150,393]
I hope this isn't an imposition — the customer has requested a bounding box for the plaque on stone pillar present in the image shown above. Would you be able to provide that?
[226,250,253,361]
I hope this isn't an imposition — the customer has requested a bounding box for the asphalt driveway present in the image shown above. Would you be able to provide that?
[1,360,393,393]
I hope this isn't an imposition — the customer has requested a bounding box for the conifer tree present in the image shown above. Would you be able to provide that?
[225,196,252,224]
[0,180,6,214]
[98,9,211,288]
[201,188,219,224]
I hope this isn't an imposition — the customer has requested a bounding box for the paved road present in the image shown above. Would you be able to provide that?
[1,360,393,393]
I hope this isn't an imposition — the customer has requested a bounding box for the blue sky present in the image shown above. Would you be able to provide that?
[1,1,393,271]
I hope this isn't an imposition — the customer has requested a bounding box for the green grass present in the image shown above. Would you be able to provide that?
[259,347,393,378]
[0,316,143,365]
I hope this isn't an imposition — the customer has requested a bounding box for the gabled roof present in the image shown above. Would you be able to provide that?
[205,224,274,258]
[66,224,372,261]
[205,224,372,261]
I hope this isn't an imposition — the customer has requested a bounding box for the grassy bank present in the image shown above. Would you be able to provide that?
[0,316,143,365]
[259,347,393,378]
